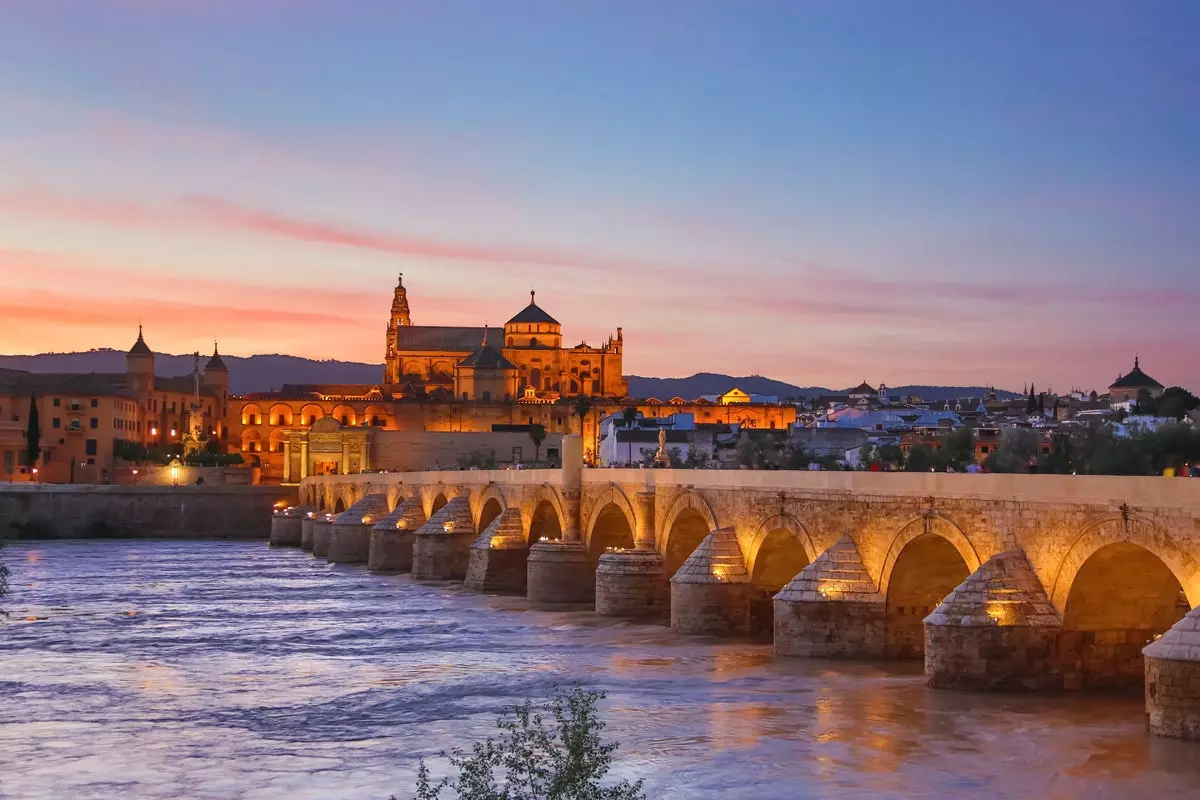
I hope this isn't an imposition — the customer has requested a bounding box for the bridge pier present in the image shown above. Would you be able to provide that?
[527,541,593,603]
[311,514,335,558]
[412,497,476,580]
[368,498,425,572]
[595,490,667,618]
[1143,607,1200,740]
[671,528,751,636]
[773,534,886,658]
[328,494,390,564]
[923,550,1063,691]
[300,512,317,551]
[595,550,668,618]
[270,505,312,547]
[465,507,528,593]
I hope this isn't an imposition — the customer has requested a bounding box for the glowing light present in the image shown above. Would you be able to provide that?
[362,515,373,524]
[539,536,549,542]
[396,519,408,529]
[443,521,455,533]
[150,427,157,436]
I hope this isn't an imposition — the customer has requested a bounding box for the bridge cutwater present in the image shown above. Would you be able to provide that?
[278,434,1200,741]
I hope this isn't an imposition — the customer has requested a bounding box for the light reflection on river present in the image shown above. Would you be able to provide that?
[1,541,1198,799]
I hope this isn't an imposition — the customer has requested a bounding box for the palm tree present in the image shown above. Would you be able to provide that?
[573,395,594,462]
[529,423,547,463]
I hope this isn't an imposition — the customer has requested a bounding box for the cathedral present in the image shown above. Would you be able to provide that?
[382,274,627,401]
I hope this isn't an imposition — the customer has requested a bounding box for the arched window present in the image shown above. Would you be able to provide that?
[531,337,539,348]
[482,391,491,402]
[508,337,514,347]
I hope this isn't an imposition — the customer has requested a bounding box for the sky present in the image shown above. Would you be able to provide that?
[1,0,1197,392]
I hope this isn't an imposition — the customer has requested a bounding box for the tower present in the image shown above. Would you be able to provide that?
[384,273,411,385]
[125,325,155,402]
[203,341,230,439]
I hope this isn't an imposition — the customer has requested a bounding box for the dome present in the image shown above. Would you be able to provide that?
[205,342,229,372]
[128,325,152,356]
[1109,357,1163,390]
[506,290,559,326]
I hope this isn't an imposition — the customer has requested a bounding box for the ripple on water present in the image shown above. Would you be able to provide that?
[1,540,1199,800]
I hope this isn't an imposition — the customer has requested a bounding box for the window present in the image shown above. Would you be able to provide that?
[89,418,98,429]
[85,439,97,456]
[308,415,317,425]
[340,415,350,425]
[530,337,539,348]
[90,398,98,408]
[53,398,61,407]
[52,418,60,429]
[86,457,95,466]
[482,391,491,402]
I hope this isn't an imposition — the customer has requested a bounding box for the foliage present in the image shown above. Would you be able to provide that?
[876,443,904,468]
[25,392,40,473]
[183,451,245,467]
[683,447,709,469]
[1135,386,1200,420]
[940,427,976,470]
[456,449,499,470]
[620,407,638,427]
[407,686,644,800]
[904,444,935,472]
[735,435,761,468]
[985,428,1041,473]
[572,396,593,430]
[529,424,547,463]
[666,447,685,468]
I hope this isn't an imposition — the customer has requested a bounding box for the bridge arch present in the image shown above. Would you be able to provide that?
[585,485,636,565]
[745,513,817,590]
[333,496,346,514]
[425,487,451,518]
[473,485,507,532]
[879,513,980,660]
[1049,516,1198,613]
[660,490,719,578]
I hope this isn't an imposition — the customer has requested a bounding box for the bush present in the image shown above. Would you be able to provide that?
[406,686,644,800]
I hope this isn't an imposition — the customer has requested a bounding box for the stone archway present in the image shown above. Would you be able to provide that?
[528,499,563,545]
[1051,517,1194,689]
[527,484,566,539]
[585,489,636,567]
[879,514,980,660]
[745,514,816,635]
[474,485,506,533]
[333,497,346,514]
[659,490,718,577]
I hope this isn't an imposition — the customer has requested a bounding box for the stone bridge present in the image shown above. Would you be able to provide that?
[286,436,1200,740]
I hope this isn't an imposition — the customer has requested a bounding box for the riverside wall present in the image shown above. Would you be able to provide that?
[0,484,295,540]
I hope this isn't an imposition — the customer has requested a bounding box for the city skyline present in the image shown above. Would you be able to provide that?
[2,2,1197,391]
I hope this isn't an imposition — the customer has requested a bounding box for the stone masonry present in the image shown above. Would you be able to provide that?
[327,494,390,563]
[368,498,427,573]
[774,534,886,658]
[270,504,314,547]
[465,507,528,593]
[595,549,668,619]
[671,528,751,636]
[1143,606,1200,740]
[924,550,1063,691]
[310,514,335,558]
[412,496,476,580]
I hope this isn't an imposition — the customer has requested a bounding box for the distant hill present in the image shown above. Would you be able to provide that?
[0,350,1018,402]
[0,349,383,395]
[626,373,1019,403]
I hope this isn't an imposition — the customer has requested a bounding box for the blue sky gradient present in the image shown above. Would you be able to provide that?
[2,1,1196,391]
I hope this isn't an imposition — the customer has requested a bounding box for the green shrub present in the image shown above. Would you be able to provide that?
[405,686,644,800]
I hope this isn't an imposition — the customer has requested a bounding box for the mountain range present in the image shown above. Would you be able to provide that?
[0,349,1018,402]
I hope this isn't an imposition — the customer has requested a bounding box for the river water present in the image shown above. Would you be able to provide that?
[1,540,1197,799]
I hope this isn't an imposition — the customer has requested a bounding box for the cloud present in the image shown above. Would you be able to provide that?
[0,187,693,279]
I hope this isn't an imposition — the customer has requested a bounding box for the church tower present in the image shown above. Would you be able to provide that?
[384,273,411,385]
[125,325,155,403]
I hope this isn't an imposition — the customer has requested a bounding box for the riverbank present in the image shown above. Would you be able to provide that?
[0,484,294,540]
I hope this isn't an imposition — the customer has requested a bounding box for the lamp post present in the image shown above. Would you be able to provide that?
[169,458,181,486]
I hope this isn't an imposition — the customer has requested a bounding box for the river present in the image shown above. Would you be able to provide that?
[1,540,1197,799]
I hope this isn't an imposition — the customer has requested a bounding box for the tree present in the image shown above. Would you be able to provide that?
[1027,384,1036,414]
[1157,387,1200,420]
[940,427,976,470]
[736,435,761,468]
[620,407,638,427]
[409,686,645,800]
[572,396,593,440]
[905,444,935,472]
[529,424,547,463]
[876,443,904,469]
[985,428,1041,473]
[25,392,40,476]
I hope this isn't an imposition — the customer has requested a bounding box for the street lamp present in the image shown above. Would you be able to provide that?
[169,458,181,486]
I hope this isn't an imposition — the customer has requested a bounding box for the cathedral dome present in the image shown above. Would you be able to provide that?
[506,291,559,326]
[1109,357,1162,391]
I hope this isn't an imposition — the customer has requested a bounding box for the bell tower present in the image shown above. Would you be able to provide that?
[384,273,411,385]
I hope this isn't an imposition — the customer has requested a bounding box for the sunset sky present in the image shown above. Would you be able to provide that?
[2,1,1197,392]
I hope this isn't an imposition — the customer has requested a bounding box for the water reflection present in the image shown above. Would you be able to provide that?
[1,540,1198,800]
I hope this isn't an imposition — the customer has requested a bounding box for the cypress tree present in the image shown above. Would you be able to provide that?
[25,392,40,477]
[1027,384,1037,414]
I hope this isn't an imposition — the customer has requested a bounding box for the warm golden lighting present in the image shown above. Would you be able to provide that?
[396,519,408,529]
[362,515,373,524]
[443,521,455,532]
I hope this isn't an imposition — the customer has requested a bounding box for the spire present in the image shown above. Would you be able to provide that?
[1135,354,1140,369]
[205,339,228,371]
[391,272,411,327]
[128,325,152,356]
[531,289,536,305]
[482,323,489,347]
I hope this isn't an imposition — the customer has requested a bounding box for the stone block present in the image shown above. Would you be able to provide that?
[527,540,593,604]
[465,547,529,593]
[311,517,334,558]
[369,529,415,573]
[412,531,476,581]
[595,550,668,619]
[327,522,372,563]
[300,516,316,551]
[672,581,750,636]
[774,599,886,659]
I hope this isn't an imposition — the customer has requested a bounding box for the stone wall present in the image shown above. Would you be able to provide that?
[371,430,565,471]
[0,484,292,540]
